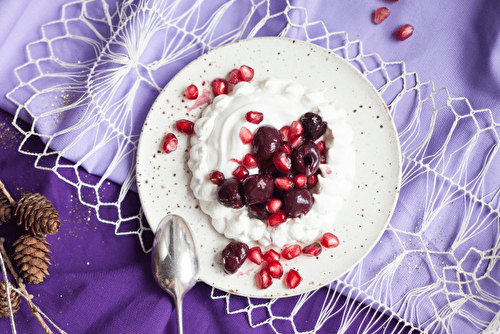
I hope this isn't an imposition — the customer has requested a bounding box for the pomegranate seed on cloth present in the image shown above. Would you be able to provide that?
[161,133,178,153]
[395,24,414,41]
[373,7,390,25]
[184,84,198,99]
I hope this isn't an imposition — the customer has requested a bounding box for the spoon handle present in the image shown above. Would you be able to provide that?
[175,296,184,334]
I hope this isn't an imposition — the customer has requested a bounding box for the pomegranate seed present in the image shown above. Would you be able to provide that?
[161,133,178,153]
[395,24,414,41]
[267,210,287,227]
[242,153,258,169]
[293,174,307,188]
[228,69,240,85]
[238,65,254,82]
[175,119,194,135]
[281,244,302,260]
[316,141,326,154]
[321,232,340,248]
[284,269,302,289]
[245,111,264,124]
[280,143,292,154]
[273,152,292,173]
[302,242,322,257]
[291,136,304,149]
[247,247,264,265]
[184,84,198,100]
[263,249,280,262]
[373,7,390,25]
[280,125,291,142]
[232,166,249,180]
[255,268,272,289]
[209,170,225,186]
[267,261,283,279]
[320,154,327,164]
[307,174,318,189]
[265,198,282,213]
[239,126,253,144]
[275,177,294,191]
[290,121,304,139]
[211,78,228,96]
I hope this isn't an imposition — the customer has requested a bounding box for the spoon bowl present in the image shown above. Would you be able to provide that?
[152,214,199,334]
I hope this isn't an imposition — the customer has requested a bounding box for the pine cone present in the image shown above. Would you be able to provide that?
[13,234,51,285]
[0,191,13,225]
[0,281,21,317]
[15,193,61,235]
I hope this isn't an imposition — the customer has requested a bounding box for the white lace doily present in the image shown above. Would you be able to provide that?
[6,0,500,333]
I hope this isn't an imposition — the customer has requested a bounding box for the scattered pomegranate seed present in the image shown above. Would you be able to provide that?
[209,170,225,186]
[247,247,264,265]
[275,177,294,191]
[161,133,178,153]
[267,261,284,279]
[284,269,302,289]
[291,136,304,149]
[267,210,287,227]
[238,65,254,82]
[242,153,258,169]
[232,166,249,180]
[175,119,194,135]
[373,7,390,25]
[280,125,291,142]
[395,24,414,41]
[211,78,228,96]
[265,198,282,213]
[255,268,273,289]
[281,244,302,260]
[184,84,198,100]
[273,152,292,173]
[228,69,240,85]
[307,174,318,189]
[280,143,292,154]
[245,111,264,124]
[239,126,253,144]
[321,232,340,248]
[316,141,326,154]
[263,249,280,262]
[290,121,303,139]
[293,174,307,188]
[302,242,322,257]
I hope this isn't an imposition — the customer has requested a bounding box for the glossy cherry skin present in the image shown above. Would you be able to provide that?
[292,140,321,177]
[252,125,281,161]
[241,175,274,206]
[282,188,314,218]
[217,178,244,208]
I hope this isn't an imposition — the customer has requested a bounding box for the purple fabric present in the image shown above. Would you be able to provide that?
[0,0,498,333]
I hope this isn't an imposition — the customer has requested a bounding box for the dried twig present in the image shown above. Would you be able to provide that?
[0,238,53,334]
[0,181,15,207]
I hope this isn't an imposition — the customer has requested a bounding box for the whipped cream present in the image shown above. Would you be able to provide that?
[188,78,355,247]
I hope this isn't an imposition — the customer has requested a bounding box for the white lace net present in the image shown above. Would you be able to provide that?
[5,0,500,333]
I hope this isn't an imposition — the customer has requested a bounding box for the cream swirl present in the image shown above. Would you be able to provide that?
[188,78,355,247]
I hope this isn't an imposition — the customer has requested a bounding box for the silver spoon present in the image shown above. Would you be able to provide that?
[152,214,199,334]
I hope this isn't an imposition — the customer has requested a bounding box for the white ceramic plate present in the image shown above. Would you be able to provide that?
[136,37,401,298]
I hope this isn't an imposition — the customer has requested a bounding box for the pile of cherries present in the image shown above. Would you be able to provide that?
[211,110,328,228]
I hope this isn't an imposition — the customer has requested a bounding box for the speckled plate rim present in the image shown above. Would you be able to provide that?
[136,37,402,298]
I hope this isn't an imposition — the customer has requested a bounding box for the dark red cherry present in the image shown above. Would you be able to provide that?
[217,178,244,208]
[282,188,314,218]
[221,241,249,274]
[252,126,281,161]
[242,175,274,206]
[292,140,321,177]
[248,203,270,220]
[300,112,327,140]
